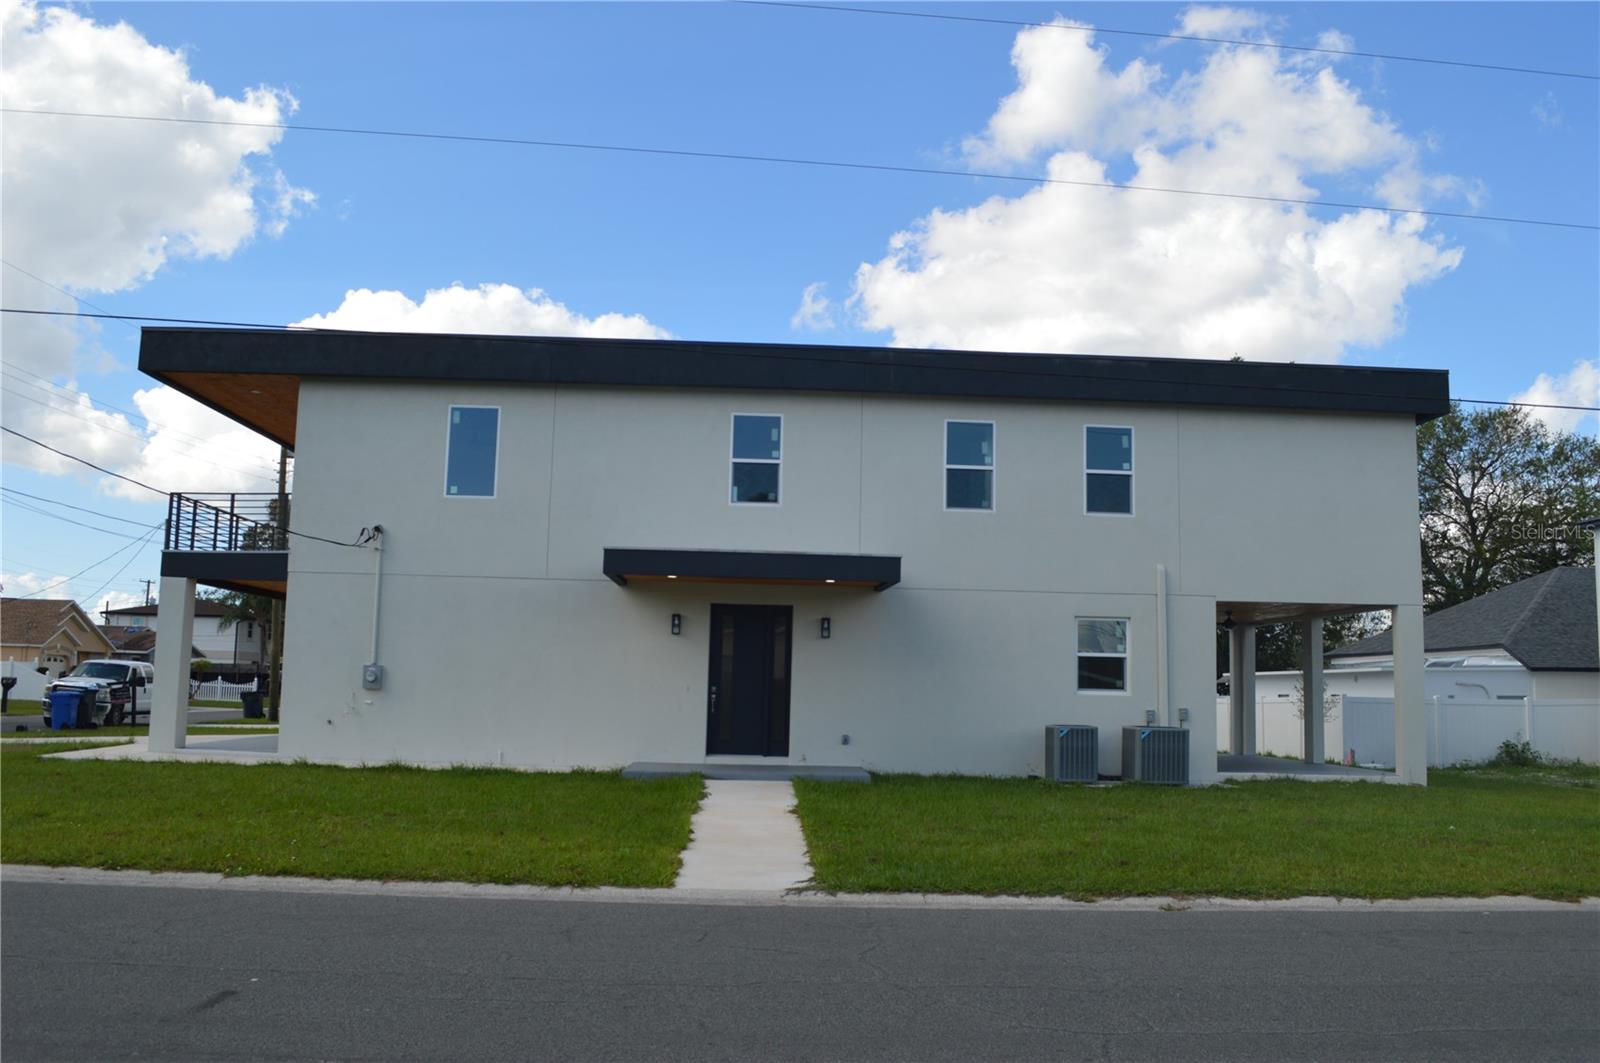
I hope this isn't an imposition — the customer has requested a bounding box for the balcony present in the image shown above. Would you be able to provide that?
[161,492,289,597]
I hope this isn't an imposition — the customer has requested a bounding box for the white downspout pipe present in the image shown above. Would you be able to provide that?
[369,525,385,671]
[1155,563,1170,727]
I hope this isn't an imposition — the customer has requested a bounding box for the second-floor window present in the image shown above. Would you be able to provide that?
[731,414,782,504]
[1085,425,1133,515]
[945,420,994,510]
[445,406,499,498]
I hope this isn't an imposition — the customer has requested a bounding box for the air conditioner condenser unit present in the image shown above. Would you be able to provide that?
[1045,724,1099,782]
[1121,725,1189,784]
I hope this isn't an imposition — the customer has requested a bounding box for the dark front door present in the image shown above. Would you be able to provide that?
[707,605,792,756]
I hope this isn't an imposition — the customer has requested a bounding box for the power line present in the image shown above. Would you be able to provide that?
[737,2,1600,81]
[0,486,162,526]
[79,522,165,606]
[0,424,361,549]
[0,496,163,541]
[2,424,175,495]
[2,357,281,472]
[3,107,1594,232]
[0,259,122,321]
[3,306,299,330]
[2,307,1595,414]
[13,521,163,600]
[0,371,283,484]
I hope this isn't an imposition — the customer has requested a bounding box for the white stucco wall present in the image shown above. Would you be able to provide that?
[278,380,1424,778]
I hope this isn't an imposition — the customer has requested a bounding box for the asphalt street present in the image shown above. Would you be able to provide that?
[2,879,1596,1062]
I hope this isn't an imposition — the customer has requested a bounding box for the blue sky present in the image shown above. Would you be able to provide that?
[1,1,1596,613]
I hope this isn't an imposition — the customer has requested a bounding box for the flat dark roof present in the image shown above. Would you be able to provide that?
[139,327,1451,448]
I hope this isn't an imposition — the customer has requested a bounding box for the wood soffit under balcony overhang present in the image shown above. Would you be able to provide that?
[159,371,300,450]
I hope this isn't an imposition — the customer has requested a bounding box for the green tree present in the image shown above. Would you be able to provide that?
[1418,404,1598,609]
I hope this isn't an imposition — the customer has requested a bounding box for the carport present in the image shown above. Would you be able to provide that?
[1219,600,1427,784]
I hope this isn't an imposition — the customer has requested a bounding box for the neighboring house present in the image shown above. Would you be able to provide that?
[136,328,1450,783]
[101,625,203,665]
[102,599,264,671]
[0,598,116,677]
[1309,566,1600,702]
[1227,568,1598,765]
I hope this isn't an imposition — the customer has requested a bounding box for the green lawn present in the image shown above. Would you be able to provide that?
[794,766,1600,901]
[1,726,279,739]
[0,743,702,887]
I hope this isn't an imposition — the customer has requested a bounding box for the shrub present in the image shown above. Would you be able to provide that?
[1492,738,1543,767]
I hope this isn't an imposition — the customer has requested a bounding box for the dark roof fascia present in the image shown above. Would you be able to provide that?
[603,548,901,591]
[139,328,1452,423]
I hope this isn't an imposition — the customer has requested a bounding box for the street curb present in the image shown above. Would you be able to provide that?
[3,864,1595,913]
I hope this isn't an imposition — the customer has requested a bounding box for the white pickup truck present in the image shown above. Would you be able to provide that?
[41,660,154,726]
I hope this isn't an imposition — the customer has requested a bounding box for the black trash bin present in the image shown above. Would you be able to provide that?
[240,691,264,719]
[75,688,98,728]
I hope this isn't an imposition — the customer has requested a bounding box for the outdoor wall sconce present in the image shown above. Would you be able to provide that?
[820,617,831,639]
[671,613,682,636]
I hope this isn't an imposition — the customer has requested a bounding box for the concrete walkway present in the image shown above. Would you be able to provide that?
[674,780,813,893]
[42,733,283,764]
[1216,754,1400,783]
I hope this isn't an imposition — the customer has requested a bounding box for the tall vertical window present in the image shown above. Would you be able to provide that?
[1077,618,1129,692]
[731,414,782,504]
[445,406,499,497]
[945,420,994,510]
[1085,425,1133,515]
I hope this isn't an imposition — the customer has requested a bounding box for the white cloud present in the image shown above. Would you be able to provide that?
[1177,5,1270,39]
[1532,91,1564,129]
[0,573,148,615]
[1314,29,1355,54]
[291,283,671,339]
[0,1,310,495]
[1,1,312,294]
[0,571,67,598]
[963,18,1160,166]
[790,282,835,331]
[851,13,1468,361]
[1513,360,1599,434]
[106,387,283,500]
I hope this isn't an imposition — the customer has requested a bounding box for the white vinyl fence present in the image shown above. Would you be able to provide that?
[1217,695,1599,767]
[189,677,260,702]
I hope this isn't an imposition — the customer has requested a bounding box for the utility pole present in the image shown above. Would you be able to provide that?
[268,446,288,724]
[141,578,154,606]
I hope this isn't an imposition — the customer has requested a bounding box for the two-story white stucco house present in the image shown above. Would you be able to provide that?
[137,328,1448,784]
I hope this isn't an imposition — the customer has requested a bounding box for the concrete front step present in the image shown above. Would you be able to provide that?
[623,761,869,782]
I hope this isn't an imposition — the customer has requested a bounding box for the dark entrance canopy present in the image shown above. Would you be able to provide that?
[603,548,900,591]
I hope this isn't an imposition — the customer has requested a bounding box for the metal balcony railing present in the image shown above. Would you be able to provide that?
[165,493,289,553]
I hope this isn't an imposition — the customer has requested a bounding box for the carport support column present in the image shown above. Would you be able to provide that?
[1299,618,1325,765]
[1228,624,1257,755]
[1391,604,1428,785]
[149,576,195,753]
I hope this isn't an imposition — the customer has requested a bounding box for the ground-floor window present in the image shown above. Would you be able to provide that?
[1076,618,1128,692]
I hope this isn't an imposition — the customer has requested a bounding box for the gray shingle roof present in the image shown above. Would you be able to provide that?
[1328,567,1598,671]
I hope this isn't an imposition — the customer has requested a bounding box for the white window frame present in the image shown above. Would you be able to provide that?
[729,412,783,507]
[443,404,501,500]
[944,418,996,512]
[1076,616,1131,695]
[1084,424,1134,518]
